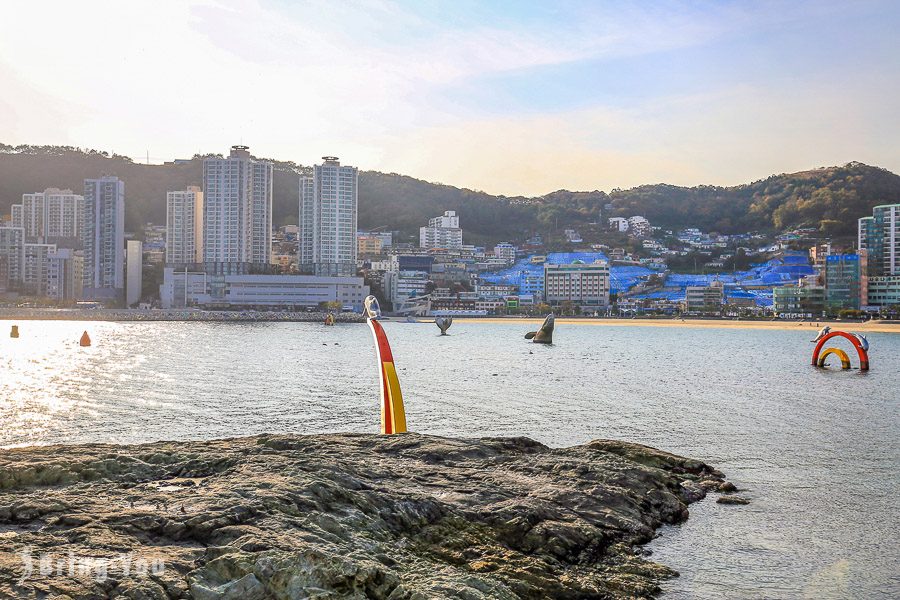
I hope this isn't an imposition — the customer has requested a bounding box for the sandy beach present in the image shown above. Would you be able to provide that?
[455,317,900,333]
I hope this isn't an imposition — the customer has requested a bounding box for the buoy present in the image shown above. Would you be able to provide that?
[10,325,19,338]
[79,331,91,347]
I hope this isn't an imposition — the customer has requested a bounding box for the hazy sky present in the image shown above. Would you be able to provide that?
[1,0,898,195]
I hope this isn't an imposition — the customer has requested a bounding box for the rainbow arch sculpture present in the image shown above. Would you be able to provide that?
[365,296,407,434]
[811,331,869,371]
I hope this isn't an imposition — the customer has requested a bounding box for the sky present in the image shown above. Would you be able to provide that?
[0,0,898,196]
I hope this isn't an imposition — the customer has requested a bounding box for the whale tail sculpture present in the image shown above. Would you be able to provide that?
[525,314,555,344]
[363,295,407,434]
[435,316,453,335]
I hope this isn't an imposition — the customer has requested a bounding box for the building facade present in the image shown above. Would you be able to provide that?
[420,211,463,250]
[126,240,143,307]
[773,282,826,318]
[82,176,125,301]
[299,157,358,276]
[166,186,204,264]
[685,282,725,314]
[859,204,900,276]
[11,188,84,241]
[46,248,82,301]
[160,269,369,310]
[0,227,25,292]
[203,146,273,266]
[543,260,610,310]
[825,253,866,312]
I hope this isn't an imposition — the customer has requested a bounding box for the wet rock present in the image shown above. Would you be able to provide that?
[716,495,751,505]
[0,433,724,599]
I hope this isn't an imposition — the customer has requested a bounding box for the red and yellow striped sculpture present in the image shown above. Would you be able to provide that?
[811,329,869,371]
[365,296,407,434]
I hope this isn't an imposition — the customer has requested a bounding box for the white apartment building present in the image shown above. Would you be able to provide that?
[608,217,628,232]
[420,210,463,249]
[82,176,125,301]
[23,243,55,297]
[203,146,273,265]
[0,226,25,292]
[543,260,611,310]
[383,270,429,306]
[11,188,84,241]
[166,186,204,264]
[627,216,651,238]
[299,157,358,276]
[493,242,517,263]
[46,248,82,301]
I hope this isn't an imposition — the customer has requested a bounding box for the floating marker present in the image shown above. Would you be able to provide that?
[10,325,18,339]
[79,331,91,347]
[811,330,868,370]
[364,295,407,434]
[324,313,335,326]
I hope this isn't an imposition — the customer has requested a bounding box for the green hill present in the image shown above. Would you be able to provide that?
[2,144,898,244]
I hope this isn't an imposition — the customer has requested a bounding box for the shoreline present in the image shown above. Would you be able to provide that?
[454,316,900,333]
[0,433,731,599]
[2,308,897,333]
[0,308,366,323]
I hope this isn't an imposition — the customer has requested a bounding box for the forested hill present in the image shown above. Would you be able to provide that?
[2,144,899,244]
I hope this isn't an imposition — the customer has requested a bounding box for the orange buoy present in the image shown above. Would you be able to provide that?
[10,325,19,338]
[79,331,91,347]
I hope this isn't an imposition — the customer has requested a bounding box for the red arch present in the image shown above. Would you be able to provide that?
[811,331,869,370]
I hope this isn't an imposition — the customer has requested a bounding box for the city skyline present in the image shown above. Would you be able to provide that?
[1,1,898,196]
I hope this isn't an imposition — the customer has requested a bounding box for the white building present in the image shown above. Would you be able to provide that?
[82,176,125,301]
[126,240,143,307]
[543,260,611,311]
[23,243,55,296]
[493,242,517,263]
[11,188,84,241]
[166,186,204,264]
[46,248,82,301]
[608,217,628,232]
[0,227,25,291]
[159,268,369,310]
[420,211,463,250]
[203,146,273,266]
[383,270,429,306]
[627,216,651,238]
[299,157,358,276]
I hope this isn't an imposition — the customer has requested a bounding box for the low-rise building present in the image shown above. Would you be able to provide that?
[866,275,900,307]
[773,282,826,318]
[684,282,724,314]
[160,269,369,310]
[543,260,610,312]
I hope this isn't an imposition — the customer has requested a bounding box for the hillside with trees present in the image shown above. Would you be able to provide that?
[1,144,898,244]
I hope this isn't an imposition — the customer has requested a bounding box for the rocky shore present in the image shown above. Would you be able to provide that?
[0,434,732,599]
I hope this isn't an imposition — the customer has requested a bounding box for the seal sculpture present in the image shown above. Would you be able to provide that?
[525,314,555,344]
[364,296,407,434]
[435,316,453,335]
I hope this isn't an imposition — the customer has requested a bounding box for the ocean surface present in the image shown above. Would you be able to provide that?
[1,318,898,598]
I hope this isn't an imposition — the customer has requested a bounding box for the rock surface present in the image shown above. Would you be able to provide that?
[0,434,726,599]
